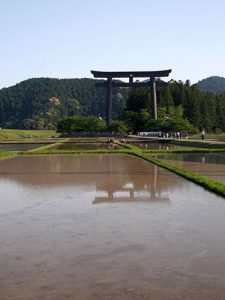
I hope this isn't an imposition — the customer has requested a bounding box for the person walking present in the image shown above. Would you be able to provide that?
[201,129,205,141]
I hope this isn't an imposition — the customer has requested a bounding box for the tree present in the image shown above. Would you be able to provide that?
[122,109,150,132]
[0,78,128,129]
[109,120,128,133]
[200,94,214,131]
[126,87,150,112]
[183,85,202,128]
[158,86,174,111]
[215,94,225,131]
[1,77,225,133]
[161,117,197,133]
[23,117,45,129]
[57,116,106,134]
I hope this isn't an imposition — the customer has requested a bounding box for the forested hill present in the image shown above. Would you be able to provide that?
[198,76,225,93]
[0,77,225,132]
[0,78,127,129]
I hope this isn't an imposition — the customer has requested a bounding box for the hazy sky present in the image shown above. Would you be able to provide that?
[0,0,225,88]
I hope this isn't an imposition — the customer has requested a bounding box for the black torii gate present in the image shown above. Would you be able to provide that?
[91,69,172,127]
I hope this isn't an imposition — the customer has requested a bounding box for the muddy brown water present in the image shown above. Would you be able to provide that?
[0,143,50,152]
[1,155,225,300]
[157,153,225,184]
[52,143,119,150]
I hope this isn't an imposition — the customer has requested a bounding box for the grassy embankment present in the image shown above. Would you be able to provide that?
[0,151,17,159]
[0,129,117,144]
[26,141,68,153]
[0,129,59,142]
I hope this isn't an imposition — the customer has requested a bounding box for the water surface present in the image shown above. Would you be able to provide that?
[0,143,50,152]
[157,153,225,183]
[130,142,193,150]
[1,155,225,299]
[52,143,118,150]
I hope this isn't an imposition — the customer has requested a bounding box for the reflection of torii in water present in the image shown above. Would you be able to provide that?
[93,165,169,204]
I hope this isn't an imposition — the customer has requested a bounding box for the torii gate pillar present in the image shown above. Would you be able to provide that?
[150,76,157,120]
[106,77,112,126]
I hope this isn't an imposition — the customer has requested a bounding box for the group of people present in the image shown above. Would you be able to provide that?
[106,138,126,144]
[106,130,206,144]
[106,138,115,144]
[106,138,115,149]
[106,138,127,149]
[158,132,188,139]
[159,130,206,141]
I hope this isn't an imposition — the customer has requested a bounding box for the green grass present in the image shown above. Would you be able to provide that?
[117,142,142,152]
[0,151,17,157]
[26,141,67,153]
[0,129,59,141]
[0,151,18,161]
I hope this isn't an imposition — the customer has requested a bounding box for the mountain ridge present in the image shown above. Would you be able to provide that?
[0,77,127,129]
[197,76,225,93]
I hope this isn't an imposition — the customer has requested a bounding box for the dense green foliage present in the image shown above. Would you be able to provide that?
[56,116,129,134]
[57,116,106,133]
[121,85,196,133]
[109,120,129,133]
[198,76,225,93]
[121,80,225,132]
[0,78,127,129]
[166,80,225,132]
[1,77,225,132]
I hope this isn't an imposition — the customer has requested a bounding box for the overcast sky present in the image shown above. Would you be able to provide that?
[0,0,225,88]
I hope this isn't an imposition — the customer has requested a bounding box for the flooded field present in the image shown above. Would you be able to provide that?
[0,143,51,152]
[52,142,119,150]
[1,155,225,299]
[129,142,193,150]
[157,153,225,184]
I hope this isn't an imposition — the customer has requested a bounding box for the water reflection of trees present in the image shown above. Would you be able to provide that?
[158,153,225,165]
[0,155,183,203]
